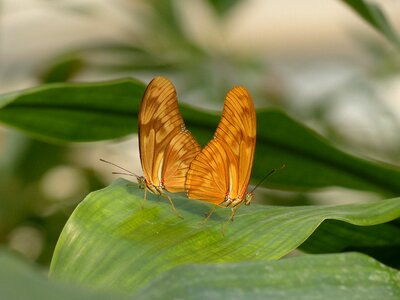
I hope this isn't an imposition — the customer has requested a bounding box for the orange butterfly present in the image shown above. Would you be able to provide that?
[137,76,201,212]
[185,86,256,222]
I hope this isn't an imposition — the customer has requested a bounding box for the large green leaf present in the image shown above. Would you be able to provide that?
[50,179,400,294]
[0,80,399,194]
[134,252,400,300]
[0,248,125,300]
[341,0,400,47]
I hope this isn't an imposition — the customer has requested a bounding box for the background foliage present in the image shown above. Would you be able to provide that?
[0,0,399,298]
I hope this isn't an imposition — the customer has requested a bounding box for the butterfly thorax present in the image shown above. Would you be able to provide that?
[221,192,254,208]
[221,195,243,208]
[146,182,163,195]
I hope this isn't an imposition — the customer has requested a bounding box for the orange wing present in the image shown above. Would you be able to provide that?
[138,77,201,193]
[186,86,256,206]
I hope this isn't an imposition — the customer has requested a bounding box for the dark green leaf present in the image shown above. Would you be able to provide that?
[0,79,145,142]
[299,220,400,268]
[250,109,400,195]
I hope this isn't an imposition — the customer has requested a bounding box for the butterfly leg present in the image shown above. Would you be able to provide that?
[221,207,239,235]
[137,177,148,209]
[221,205,242,235]
[199,205,217,225]
[230,205,240,221]
[161,193,184,219]
[141,187,147,209]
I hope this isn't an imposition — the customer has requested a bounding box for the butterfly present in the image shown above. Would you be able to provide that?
[136,76,201,212]
[185,85,256,223]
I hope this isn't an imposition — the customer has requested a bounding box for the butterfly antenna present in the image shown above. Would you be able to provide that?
[249,164,286,194]
[112,171,136,177]
[99,158,140,178]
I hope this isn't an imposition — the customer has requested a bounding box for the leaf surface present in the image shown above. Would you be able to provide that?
[50,179,400,293]
[135,252,400,300]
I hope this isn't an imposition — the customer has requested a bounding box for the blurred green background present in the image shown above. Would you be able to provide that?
[0,0,399,267]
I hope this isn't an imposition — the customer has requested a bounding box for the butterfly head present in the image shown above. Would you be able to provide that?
[244,192,254,206]
[137,176,147,190]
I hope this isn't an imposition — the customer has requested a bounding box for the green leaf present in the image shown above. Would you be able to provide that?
[49,179,400,294]
[341,0,400,47]
[0,79,399,195]
[0,248,126,300]
[135,252,400,300]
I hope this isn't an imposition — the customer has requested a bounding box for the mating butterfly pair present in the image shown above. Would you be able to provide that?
[138,76,256,220]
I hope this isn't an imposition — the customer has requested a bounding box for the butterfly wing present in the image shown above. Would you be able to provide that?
[139,76,200,192]
[186,86,256,205]
[161,130,201,192]
[215,87,256,200]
